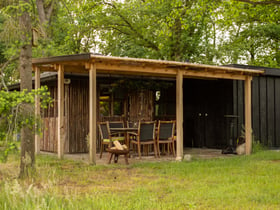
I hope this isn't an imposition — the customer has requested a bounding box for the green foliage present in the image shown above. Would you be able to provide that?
[0,86,53,162]
[2,0,280,69]
[216,1,280,67]
[85,0,220,62]
[0,142,18,162]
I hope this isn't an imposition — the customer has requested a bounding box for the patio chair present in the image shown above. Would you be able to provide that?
[127,121,138,141]
[130,121,158,158]
[98,122,125,158]
[109,121,124,128]
[109,121,125,136]
[127,121,138,128]
[157,120,175,157]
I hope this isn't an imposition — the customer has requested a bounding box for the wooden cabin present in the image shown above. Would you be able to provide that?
[31,53,263,163]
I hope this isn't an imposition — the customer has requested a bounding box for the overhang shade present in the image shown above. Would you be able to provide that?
[32,53,263,80]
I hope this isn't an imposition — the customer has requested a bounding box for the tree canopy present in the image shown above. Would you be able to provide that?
[1,0,279,75]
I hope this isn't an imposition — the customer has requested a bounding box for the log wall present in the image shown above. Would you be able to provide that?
[68,79,89,153]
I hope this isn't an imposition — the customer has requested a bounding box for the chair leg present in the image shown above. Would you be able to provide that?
[172,141,175,157]
[167,143,170,156]
[100,143,104,158]
[157,141,161,158]
[154,142,158,158]
[137,142,141,159]
[124,153,129,165]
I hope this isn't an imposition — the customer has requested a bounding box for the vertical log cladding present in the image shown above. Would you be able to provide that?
[129,90,154,121]
[69,78,89,153]
[234,75,280,147]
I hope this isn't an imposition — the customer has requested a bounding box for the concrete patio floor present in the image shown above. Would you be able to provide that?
[41,148,236,165]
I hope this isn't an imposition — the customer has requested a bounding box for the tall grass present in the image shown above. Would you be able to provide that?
[1,150,280,209]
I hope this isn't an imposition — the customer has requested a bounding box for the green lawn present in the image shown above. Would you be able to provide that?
[1,150,280,209]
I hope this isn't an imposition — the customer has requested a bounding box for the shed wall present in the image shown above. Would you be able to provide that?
[233,76,280,147]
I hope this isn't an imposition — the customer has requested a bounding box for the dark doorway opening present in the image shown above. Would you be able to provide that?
[183,79,233,148]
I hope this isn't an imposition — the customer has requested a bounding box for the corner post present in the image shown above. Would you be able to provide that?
[34,66,41,154]
[89,63,97,164]
[176,70,184,160]
[57,64,64,159]
[244,76,252,155]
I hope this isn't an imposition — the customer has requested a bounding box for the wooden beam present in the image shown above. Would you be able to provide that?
[176,70,184,160]
[96,63,177,76]
[183,70,247,80]
[89,63,97,164]
[57,65,64,159]
[244,76,252,155]
[34,66,41,154]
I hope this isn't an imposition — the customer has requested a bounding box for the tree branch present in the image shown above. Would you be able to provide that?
[36,0,46,24]
[45,0,55,22]
[103,1,160,51]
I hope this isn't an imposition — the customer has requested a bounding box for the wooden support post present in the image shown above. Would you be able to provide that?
[89,63,97,164]
[176,70,184,160]
[57,65,64,159]
[34,66,40,154]
[244,76,252,155]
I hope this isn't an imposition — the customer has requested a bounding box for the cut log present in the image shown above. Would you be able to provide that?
[113,141,124,150]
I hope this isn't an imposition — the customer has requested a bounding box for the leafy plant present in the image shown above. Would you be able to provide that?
[0,86,53,162]
[0,142,18,162]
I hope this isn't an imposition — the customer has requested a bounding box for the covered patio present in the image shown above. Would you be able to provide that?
[32,53,263,164]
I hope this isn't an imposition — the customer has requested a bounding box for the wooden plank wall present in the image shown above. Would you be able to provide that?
[43,84,58,118]
[233,76,280,147]
[41,80,90,153]
[40,117,67,152]
[41,85,58,152]
[68,79,89,153]
[128,90,154,122]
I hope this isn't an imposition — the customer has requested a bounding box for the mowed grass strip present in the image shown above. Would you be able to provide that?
[1,150,280,209]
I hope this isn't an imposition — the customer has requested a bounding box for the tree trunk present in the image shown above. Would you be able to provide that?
[19,0,35,178]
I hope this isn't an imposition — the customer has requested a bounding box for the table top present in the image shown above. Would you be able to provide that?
[110,127,138,132]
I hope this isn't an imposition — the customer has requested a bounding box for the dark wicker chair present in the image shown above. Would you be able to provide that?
[109,121,124,128]
[98,122,125,158]
[156,120,175,157]
[108,121,126,139]
[130,121,158,158]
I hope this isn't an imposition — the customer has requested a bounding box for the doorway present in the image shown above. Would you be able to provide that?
[183,79,233,148]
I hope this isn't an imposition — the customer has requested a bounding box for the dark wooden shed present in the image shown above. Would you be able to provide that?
[228,64,280,147]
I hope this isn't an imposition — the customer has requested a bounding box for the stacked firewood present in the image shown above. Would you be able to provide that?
[110,141,128,150]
